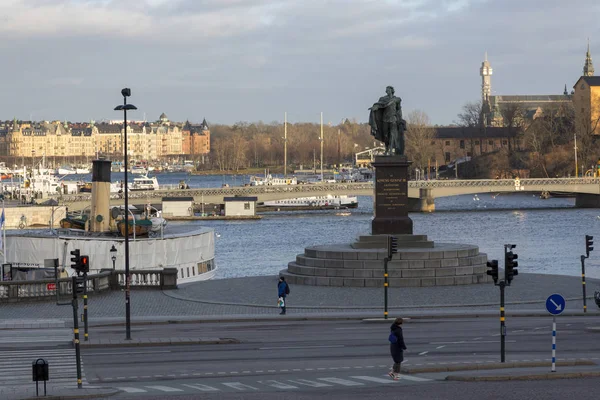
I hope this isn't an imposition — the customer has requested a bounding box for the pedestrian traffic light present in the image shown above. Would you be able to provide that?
[387,235,398,259]
[78,255,90,274]
[486,259,499,284]
[505,245,518,284]
[70,249,80,270]
[586,235,594,257]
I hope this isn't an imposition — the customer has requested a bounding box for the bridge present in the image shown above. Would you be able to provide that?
[57,177,600,212]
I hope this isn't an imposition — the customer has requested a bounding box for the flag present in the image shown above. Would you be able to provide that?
[0,208,4,228]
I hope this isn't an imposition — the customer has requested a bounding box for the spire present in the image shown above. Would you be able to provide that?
[584,38,595,76]
[564,84,568,96]
[484,51,488,61]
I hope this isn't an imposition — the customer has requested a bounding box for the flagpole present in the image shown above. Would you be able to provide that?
[2,199,5,265]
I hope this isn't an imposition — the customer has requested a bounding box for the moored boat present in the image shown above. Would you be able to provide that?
[117,218,153,237]
[263,194,358,208]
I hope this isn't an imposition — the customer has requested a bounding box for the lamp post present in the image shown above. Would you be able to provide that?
[114,88,137,340]
[110,244,117,270]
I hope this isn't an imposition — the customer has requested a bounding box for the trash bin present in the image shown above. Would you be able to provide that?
[32,358,49,382]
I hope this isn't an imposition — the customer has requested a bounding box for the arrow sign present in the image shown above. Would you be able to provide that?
[546,294,566,315]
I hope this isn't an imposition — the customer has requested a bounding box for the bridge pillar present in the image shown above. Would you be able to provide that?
[419,188,435,213]
[575,193,600,208]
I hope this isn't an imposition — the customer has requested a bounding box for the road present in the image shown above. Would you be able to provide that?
[71,316,600,398]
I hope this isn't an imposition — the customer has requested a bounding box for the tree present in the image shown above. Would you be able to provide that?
[405,110,436,173]
[456,101,483,127]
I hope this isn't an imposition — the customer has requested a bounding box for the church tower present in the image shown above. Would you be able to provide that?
[584,39,594,77]
[480,52,493,104]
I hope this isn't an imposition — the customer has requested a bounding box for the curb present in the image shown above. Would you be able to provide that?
[79,338,239,348]
[446,371,600,382]
[402,359,595,374]
[20,388,121,400]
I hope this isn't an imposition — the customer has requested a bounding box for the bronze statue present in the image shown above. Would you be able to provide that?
[369,86,406,155]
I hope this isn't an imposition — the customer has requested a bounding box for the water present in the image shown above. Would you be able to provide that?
[159,175,600,280]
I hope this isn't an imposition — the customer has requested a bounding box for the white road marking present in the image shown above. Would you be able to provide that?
[418,351,429,356]
[90,351,170,356]
[430,340,514,344]
[182,383,220,392]
[473,337,482,340]
[319,377,364,386]
[288,378,333,388]
[513,330,524,333]
[351,375,397,384]
[222,382,259,391]
[397,374,432,382]
[259,380,298,389]
[259,345,344,350]
[145,385,183,392]
[436,345,446,349]
[117,387,147,393]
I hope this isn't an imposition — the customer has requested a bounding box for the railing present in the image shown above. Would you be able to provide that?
[53,177,600,204]
[0,268,178,303]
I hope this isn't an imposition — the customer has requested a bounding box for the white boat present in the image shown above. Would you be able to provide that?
[56,165,76,175]
[129,175,159,191]
[131,166,147,175]
[249,174,297,186]
[263,194,358,208]
[75,167,90,174]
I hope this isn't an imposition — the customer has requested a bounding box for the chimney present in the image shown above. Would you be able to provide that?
[90,158,112,232]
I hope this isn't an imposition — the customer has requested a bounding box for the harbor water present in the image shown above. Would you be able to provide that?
[138,173,600,281]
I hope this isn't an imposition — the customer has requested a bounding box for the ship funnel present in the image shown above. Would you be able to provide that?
[90,158,111,232]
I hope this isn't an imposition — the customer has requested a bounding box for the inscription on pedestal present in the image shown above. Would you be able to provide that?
[372,156,413,235]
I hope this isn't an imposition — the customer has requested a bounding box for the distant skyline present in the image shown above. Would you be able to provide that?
[0,0,598,126]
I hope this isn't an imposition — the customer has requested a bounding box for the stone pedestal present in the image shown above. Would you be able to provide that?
[371,155,413,235]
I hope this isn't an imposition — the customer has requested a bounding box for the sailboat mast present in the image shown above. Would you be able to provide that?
[284,112,287,178]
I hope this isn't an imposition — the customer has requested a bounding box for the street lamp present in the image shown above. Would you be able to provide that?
[110,244,117,270]
[114,88,137,340]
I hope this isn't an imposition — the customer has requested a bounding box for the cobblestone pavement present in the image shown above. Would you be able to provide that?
[0,273,598,321]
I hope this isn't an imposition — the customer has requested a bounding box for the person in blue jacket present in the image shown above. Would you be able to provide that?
[388,317,407,380]
[277,276,289,315]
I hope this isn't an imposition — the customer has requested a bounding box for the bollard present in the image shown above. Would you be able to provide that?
[32,358,49,396]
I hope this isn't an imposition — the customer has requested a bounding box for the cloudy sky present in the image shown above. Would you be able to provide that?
[0,0,598,126]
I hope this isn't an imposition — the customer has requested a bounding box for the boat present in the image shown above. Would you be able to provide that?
[129,175,159,191]
[263,194,358,208]
[76,167,90,174]
[249,173,297,186]
[131,164,147,175]
[59,216,87,230]
[56,165,76,175]
[117,218,153,237]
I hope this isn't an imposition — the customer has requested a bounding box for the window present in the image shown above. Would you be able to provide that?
[488,140,494,145]
[243,202,250,210]
[459,140,465,149]
[502,140,508,145]
[467,152,472,157]
[445,152,451,162]
[430,140,435,145]
[475,140,480,145]
[445,141,451,146]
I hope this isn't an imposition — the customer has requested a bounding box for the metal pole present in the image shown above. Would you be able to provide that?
[574,133,578,177]
[284,112,287,178]
[320,112,324,182]
[83,272,88,341]
[500,281,506,363]
[384,257,389,319]
[123,99,132,340]
[581,255,587,313]
[71,276,82,388]
[551,316,557,372]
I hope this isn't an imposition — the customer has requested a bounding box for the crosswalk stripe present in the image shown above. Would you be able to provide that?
[318,377,364,386]
[182,383,220,392]
[351,375,397,384]
[287,379,333,388]
[259,380,298,389]
[118,387,148,393]
[396,374,431,382]
[222,382,259,391]
[0,348,83,385]
[145,385,183,392]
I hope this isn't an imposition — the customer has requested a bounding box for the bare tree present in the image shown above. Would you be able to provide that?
[405,110,436,173]
[456,101,483,127]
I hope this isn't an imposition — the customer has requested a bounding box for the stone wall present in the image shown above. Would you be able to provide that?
[3,206,66,229]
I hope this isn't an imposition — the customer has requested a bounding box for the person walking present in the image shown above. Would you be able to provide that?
[277,276,289,315]
[388,317,407,380]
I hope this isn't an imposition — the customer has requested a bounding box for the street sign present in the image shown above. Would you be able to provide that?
[46,283,56,291]
[546,293,566,315]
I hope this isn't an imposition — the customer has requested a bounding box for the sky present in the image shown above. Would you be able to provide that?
[0,0,599,126]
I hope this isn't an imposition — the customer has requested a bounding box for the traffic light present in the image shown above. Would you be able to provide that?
[387,235,398,259]
[486,259,499,284]
[79,255,90,274]
[505,245,518,284]
[70,249,80,270]
[586,235,594,257]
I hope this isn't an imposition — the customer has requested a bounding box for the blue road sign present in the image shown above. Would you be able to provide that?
[546,294,566,315]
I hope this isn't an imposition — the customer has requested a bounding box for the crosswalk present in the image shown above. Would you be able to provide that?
[0,328,72,346]
[0,348,84,386]
[111,373,432,395]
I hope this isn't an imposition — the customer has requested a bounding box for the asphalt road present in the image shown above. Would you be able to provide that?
[80,316,600,398]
